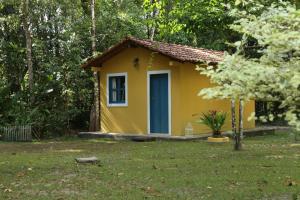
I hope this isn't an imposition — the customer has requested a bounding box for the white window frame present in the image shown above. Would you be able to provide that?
[107,72,128,107]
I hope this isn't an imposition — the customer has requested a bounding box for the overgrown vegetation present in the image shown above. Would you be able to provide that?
[0,0,298,137]
[0,0,145,137]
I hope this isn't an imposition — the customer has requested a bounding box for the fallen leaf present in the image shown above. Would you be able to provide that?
[265,155,283,159]
[285,177,298,186]
[152,164,158,170]
[141,186,161,196]
[257,179,268,186]
[261,165,273,168]
[290,144,300,147]
[4,188,12,193]
[16,172,26,177]
[286,180,297,186]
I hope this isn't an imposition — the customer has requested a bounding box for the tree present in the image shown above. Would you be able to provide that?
[198,2,300,150]
[144,0,160,40]
[21,0,33,103]
[89,0,100,132]
[0,0,146,136]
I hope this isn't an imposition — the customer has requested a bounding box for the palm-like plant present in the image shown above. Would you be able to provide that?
[198,110,227,137]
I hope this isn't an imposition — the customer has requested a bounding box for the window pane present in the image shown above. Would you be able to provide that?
[120,89,125,101]
[112,78,117,89]
[112,90,117,102]
[109,75,126,104]
[119,77,125,90]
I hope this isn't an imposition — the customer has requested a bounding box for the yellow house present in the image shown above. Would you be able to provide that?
[83,37,255,136]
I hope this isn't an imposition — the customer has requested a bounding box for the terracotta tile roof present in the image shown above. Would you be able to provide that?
[82,36,224,68]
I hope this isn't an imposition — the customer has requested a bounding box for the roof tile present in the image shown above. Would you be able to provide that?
[82,37,224,68]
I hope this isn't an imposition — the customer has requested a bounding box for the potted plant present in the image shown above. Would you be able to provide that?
[198,110,229,142]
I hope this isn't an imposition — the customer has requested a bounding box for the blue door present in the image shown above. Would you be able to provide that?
[150,73,169,134]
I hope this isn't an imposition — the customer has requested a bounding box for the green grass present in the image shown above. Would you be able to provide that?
[0,132,300,200]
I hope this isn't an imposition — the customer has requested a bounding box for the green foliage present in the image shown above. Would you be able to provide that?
[0,0,146,137]
[1,0,298,137]
[198,2,300,130]
[144,0,237,49]
[144,0,296,49]
[198,110,227,137]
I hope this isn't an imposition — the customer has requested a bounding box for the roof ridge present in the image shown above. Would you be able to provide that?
[82,36,224,68]
[129,37,223,54]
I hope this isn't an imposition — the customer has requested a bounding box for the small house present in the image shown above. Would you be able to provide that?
[82,37,255,136]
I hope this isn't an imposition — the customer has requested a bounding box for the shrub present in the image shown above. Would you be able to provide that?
[198,110,226,137]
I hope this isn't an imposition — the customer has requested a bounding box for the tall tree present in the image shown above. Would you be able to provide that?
[149,0,159,40]
[199,2,300,150]
[21,0,33,103]
[1,0,145,135]
[89,0,100,131]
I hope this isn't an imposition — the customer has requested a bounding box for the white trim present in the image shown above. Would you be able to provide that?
[106,72,128,107]
[147,70,171,135]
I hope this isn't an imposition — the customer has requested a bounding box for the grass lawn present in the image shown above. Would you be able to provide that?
[0,132,300,200]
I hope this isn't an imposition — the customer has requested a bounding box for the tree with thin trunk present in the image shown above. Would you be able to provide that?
[21,0,34,104]
[89,0,100,131]
[231,99,238,149]
[149,0,159,41]
[145,0,159,40]
[199,3,300,149]
[239,99,244,139]
[233,99,243,150]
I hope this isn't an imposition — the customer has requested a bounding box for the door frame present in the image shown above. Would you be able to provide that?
[147,70,171,135]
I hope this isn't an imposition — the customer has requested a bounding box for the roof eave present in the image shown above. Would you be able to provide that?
[81,37,223,68]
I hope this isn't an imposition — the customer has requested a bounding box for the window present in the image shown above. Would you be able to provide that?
[107,73,128,106]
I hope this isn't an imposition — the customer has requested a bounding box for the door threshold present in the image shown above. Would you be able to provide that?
[149,133,171,137]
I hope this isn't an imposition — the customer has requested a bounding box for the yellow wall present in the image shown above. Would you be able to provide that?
[94,47,255,136]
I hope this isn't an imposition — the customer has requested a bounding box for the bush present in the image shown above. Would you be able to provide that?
[198,110,226,138]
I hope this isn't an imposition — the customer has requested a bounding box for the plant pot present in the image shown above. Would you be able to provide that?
[207,136,229,143]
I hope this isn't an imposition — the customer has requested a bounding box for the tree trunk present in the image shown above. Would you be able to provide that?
[91,0,96,53]
[89,0,100,131]
[231,99,240,150]
[149,0,159,41]
[234,99,243,151]
[295,0,300,9]
[239,99,244,139]
[22,0,34,103]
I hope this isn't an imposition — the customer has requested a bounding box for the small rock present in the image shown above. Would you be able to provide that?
[75,156,99,164]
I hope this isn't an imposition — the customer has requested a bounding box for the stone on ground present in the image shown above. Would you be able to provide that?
[75,156,98,164]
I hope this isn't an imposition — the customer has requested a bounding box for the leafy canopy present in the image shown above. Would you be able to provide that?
[198,2,300,130]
